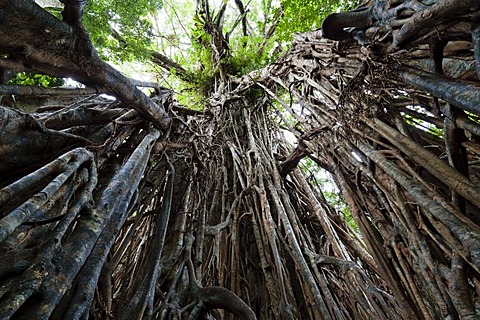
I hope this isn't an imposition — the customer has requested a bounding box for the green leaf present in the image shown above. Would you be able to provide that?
[83,0,163,63]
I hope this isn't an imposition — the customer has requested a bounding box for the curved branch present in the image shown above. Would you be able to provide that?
[322,9,372,41]
[279,141,310,178]
[184,231,256,319]
[198,286,257,320]
[60,0,87,26]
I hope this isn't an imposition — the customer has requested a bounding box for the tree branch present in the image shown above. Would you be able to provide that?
[151,51,194,83]
[0,0,171,129]
[60,0,87,26]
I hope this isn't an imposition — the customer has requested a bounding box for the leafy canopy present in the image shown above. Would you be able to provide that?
[8,72,65,87]
[32,0,360,91]
[83,0,163,62]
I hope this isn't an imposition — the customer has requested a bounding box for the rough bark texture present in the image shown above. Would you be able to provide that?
[0,0,480,319]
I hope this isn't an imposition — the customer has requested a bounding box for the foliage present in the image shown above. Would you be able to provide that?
[226,35,278,76]
[174,86,207,111]
[8,72,65,87]
[82,0,163,62]
[41,0,162,62]
[152,0,283,90]
[188,34,216,89]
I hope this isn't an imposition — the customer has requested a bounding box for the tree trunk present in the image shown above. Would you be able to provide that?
[0,0,480,319]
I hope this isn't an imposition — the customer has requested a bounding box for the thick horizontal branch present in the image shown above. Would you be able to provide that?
[151,51,194,83]
[0,0,171,129]
[0,84,100,96]
[397,66,480,115]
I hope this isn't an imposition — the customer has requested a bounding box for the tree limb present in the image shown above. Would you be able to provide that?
[0,0,171,129]
[60,0,87,26]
